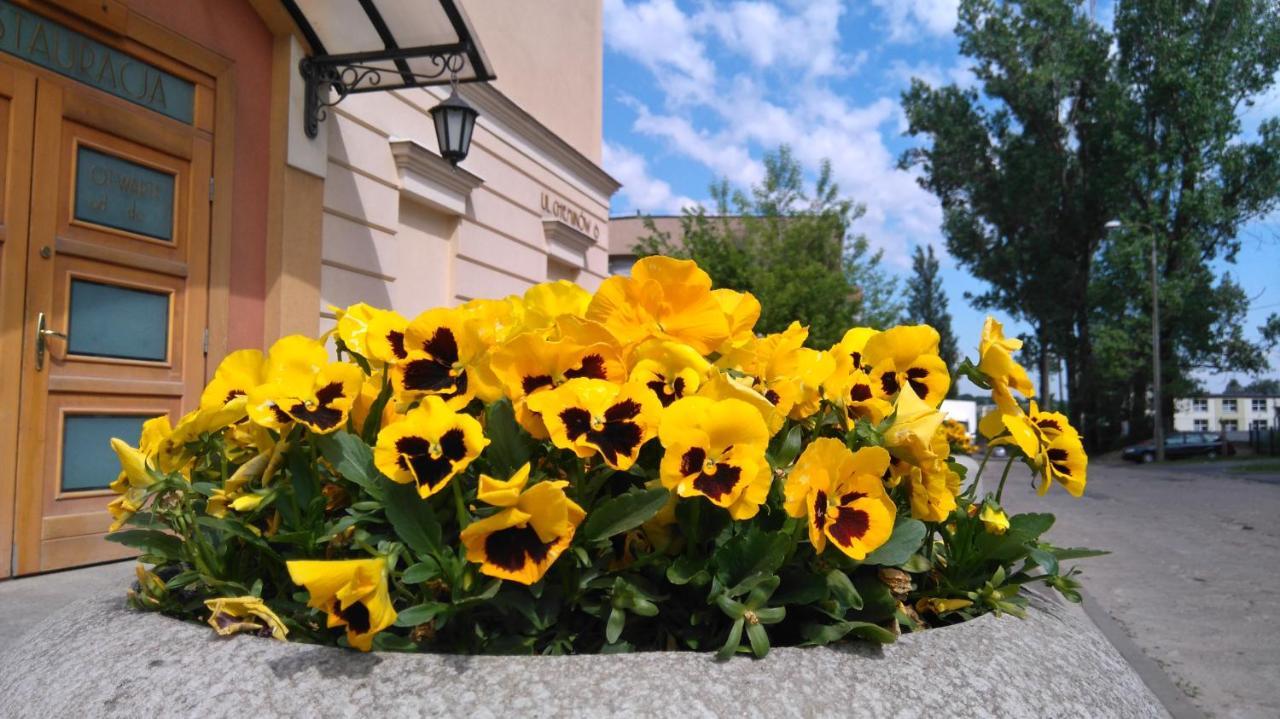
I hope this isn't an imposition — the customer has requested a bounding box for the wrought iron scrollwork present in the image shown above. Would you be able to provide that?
[300,50,468,138]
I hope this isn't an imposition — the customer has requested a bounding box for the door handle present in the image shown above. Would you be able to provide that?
[35,312,67,371]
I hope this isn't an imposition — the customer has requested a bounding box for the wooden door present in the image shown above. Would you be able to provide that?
[10,73,212,574]
[0,64,36,579]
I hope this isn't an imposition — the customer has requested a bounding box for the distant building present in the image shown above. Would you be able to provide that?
[1173,392,1280,433]
[609,214,751,275]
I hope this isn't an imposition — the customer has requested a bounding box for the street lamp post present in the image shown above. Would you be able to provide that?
[1105,220,1164,461]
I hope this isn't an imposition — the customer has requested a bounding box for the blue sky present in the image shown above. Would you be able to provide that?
[600,0,1280,394]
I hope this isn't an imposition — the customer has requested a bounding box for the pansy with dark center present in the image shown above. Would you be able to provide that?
[658,396,772,519]
[527,379,661,471]
[374,396,488,499]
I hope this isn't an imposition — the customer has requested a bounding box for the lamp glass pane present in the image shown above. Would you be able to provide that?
[446,109,464,153]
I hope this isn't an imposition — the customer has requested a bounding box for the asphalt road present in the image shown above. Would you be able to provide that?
[1000,457,1280,719]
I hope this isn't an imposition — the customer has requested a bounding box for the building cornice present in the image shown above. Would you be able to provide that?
[459,83,621,200]
[389,139,484,215]
[543,219,595,270]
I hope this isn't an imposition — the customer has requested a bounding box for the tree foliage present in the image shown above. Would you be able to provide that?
[634,147,901,349]
[900,0,1280,449]
[906,245,960,395]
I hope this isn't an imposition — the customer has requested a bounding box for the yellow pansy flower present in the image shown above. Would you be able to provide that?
[978,503,1010,535]
[205,596,288,640]
[206,451,272,519]
[286,557,397,652]
[373,396,488,499]
[884,384,946,466]
[490,329,624,437]
[526,379,661,471]
[522,280,591,330]
[200,349,265,410]
[392,308,487,408]
[823,327,893,427]
[977,316,1035,438]
[246,336,363,434]
[695,370,787,436]
[916,597,973,615]
[107,438,157,530]
[586,255,730,354]
[904,459,960,522]
[365,308,411,365]
[783,439,896,560]
[862,325,951,407]
[996,401,1088,497]
[459,296,526,403]
[627,339,712,407]
[459,464,586,585]
[332,302,380,358]
[711,287,761,355]
[349,369,397,433]
[657,397,771,520]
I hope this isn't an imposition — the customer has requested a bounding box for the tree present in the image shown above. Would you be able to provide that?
[906,245,960,395]
[900,0,1280,450]
[634,147,901,349]
[1104,0,1280,443]
[900,0,1126,433]
[1243,378,1280,395]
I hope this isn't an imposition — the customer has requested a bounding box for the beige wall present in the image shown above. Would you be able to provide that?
[463,0,603,164]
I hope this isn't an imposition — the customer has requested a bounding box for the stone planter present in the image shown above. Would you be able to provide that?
[0,589,1163,718]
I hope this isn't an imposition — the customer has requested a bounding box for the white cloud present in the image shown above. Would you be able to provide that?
[603,0,715,104]
[887,57,978,90]
[869,0,959,42]
[603,142,701,215]
[694,0,848,78]
[604,0,953,267]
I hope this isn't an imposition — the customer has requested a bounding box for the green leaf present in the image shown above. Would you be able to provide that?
[580,487,670,543]
[1008,512,1054,539]
[606,607,626,644]
[483,399,534,477]
[850,571,898,621]
[825,570,863,610]
[771,425,804,467]
[315,430,383,500]
[716,618,745,660]
[1027,546,1059,575]
[1050,546,1110,561]
[381,478,443,557]
[371,633,417,652]
[196,516,281,559]
[773,570,828,605]
[393,602,448,627]
[863,518,927,566]
[360,377,394,443]
[666,554,710,586]
[753,606,785,624]
[801,620,897,646]
[402,559,441,584]
[714,527,788,586]
[104,529,182,561]
[746,622,770,658]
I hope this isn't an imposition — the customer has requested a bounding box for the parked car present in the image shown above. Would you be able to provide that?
[1121,432,1234,463]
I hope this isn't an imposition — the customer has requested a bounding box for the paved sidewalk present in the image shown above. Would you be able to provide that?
[1000,459,1280,719]
[0,561,135,652]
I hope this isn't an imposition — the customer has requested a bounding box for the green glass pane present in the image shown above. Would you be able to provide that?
[67,279,169,361]
[74,146,176,241]
[61,414,154,492]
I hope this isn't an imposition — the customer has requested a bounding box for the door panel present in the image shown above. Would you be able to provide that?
[12,75,211,574]
[0,64,36,578]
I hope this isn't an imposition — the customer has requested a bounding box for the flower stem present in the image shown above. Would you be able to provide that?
[966,444,994,498]
[451,478,469,529]
[995,457,1016,504]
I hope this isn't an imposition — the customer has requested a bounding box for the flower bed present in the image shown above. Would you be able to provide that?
[107,256,1098,658]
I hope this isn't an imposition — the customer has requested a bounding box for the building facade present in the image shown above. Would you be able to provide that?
[1173,393,1280,434]
[0,0,614,576]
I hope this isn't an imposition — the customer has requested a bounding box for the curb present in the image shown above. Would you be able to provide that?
[1078,590,1205,719]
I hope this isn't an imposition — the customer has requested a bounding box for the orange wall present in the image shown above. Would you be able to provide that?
[128,0,272,350]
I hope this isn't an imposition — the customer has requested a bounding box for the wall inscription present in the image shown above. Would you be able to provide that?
[0,0,195,123]
[541,192,600,240]
[74,146,176,241]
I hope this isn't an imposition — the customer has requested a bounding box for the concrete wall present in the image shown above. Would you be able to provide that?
[463,0,603,164]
